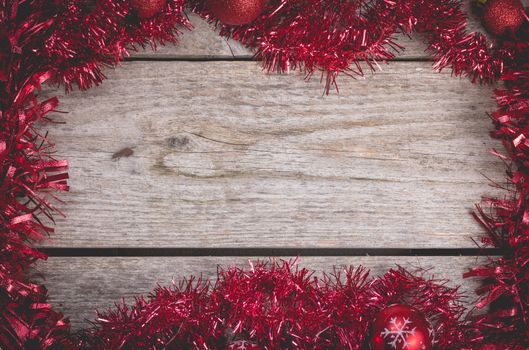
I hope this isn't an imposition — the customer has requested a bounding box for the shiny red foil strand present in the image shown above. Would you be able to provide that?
[42,0,190,91]
[78,261,474,349]
[1,0,188,347]
[0,71,71,347]
[1,0,528,348]
[192,0,511,93]
[464,31,529,348]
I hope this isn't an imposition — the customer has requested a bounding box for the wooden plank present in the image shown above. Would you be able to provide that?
[40,61,505,248]
[135,12,251,59]
[35,256,485,330]
[131,2,488,60]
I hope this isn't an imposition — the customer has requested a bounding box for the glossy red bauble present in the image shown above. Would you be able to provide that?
[370,304,434,350]
[206,0,267,25]
[130,0,167,19]
[482,0,526,36]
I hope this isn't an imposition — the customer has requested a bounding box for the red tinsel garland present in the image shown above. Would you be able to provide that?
[194,0,512,91]
[0,0,527,348]
[78,262,474,349]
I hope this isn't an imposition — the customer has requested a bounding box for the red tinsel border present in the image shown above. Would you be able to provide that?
[1,0,528,348]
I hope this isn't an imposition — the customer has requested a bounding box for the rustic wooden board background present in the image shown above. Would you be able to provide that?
[35,3,508,329]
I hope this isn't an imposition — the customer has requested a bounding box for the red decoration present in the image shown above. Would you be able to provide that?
[227,340,262,350]
[2,0,529,348]
[131,0,167,19]
[198,0,511,93]
[206,0,267,25]
[481,0,526,36]
[370,304,433,350]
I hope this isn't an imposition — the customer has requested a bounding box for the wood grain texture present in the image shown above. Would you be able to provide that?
[130,2,489,60]
[36,256,485,329]
[40,61,505,248]
[34,2,508,331]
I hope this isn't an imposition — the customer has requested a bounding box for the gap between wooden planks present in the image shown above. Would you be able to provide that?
[130,3,488,61]
[35,256,486,330]
[34,2,506,329]
[41,61,504,249]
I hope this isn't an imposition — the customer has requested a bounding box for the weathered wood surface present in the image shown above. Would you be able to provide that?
[34,1,510,331]
[41,61,504,248]
[131,2,488,60]
[37,256,485,329]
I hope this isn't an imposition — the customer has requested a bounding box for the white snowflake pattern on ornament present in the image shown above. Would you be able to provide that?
[380,317,418,349]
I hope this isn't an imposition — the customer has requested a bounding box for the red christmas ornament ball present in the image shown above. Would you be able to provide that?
[206,0,267,25]
[227,340,261,350]
[482,0,526,36]
[130,0,167,19]
[370,304,434,350]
